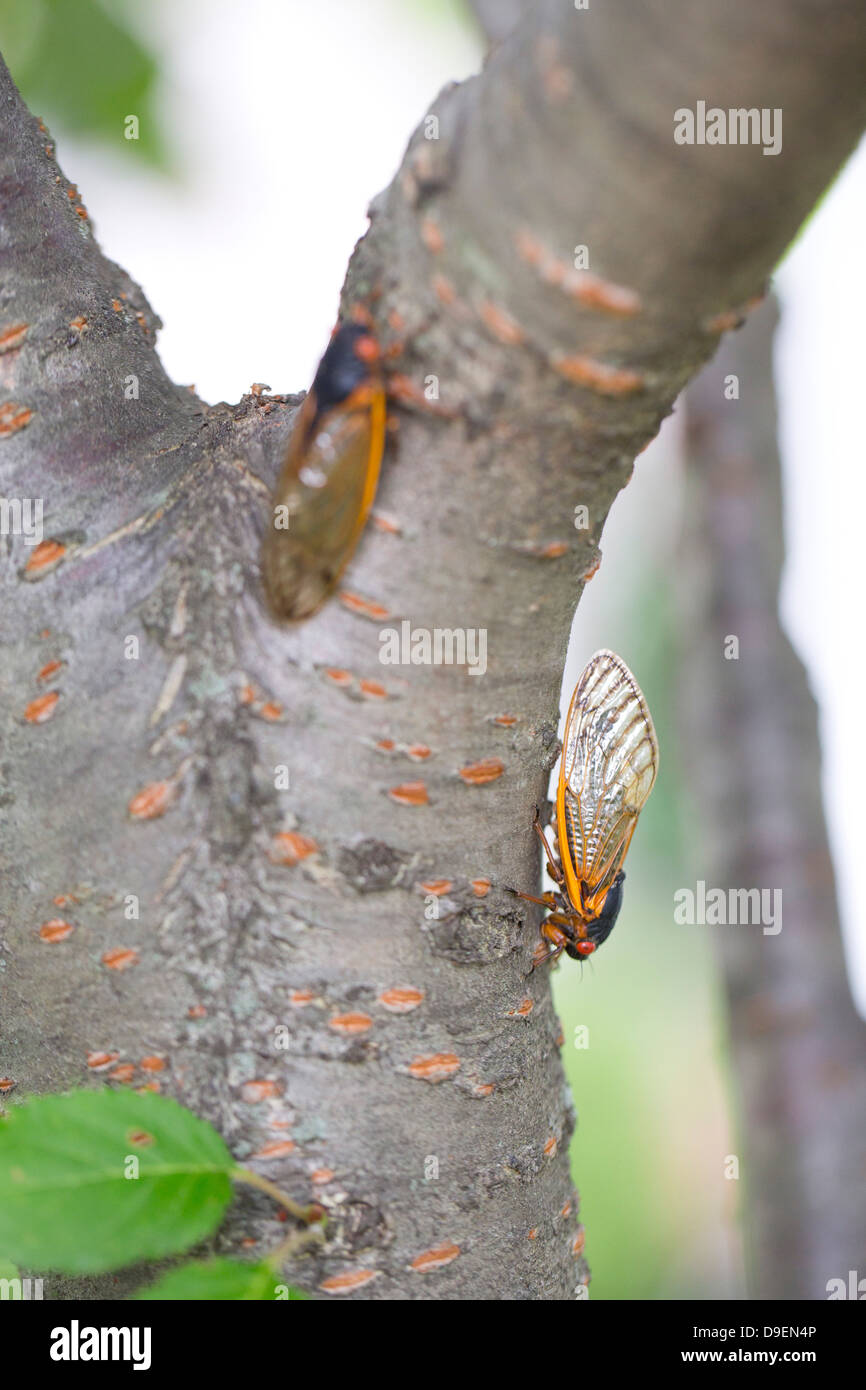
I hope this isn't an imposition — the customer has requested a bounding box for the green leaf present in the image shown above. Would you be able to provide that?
[0,1256,20,1280]
[0,1089,233,1273]
[0,0,169,169]
[134,1258,309,1301]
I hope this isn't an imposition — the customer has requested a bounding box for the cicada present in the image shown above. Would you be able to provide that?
[262,319,387,621]
[515,649,659,968]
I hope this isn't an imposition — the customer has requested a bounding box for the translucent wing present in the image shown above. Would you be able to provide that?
[262,383,385,620]
[262,321,386,621]
[556,649,658,917]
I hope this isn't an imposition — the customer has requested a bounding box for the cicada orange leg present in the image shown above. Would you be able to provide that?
[531,913,584,972]
[531,806,566,888]
[505,806,580,970]
[509,888,558,910]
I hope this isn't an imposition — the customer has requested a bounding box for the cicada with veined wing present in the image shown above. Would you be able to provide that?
[514,649,659,968]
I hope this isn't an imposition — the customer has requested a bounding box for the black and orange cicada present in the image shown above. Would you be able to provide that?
[262,318,387,621]
[515,649,659,968]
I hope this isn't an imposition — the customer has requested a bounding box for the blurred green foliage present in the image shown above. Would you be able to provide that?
[0,0,167,167]
[393,0,475,33]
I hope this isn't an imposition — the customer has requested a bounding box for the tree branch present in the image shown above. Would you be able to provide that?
[680,299,866,1299]
[2,0,866,1299]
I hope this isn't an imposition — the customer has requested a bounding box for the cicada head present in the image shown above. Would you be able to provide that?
[306,321,380,425]
[564,871,626,959]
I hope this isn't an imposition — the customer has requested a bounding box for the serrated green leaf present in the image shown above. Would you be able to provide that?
[134,1257,309,1301]
[0,1089,233,1273]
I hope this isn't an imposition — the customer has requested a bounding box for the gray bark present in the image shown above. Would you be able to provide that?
[680,300,866,1300]
[468,0,526,46]
[2,1,866,1299]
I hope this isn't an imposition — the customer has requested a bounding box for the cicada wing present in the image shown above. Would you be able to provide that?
[262,385,386,620]
[557,649,658,916]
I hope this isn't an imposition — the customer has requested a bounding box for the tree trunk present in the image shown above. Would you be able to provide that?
[2,1,866,1298]
[680,298,866,1299]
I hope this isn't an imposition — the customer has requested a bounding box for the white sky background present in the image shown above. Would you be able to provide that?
[773,154,866,1014]
[55,0,866,1011]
